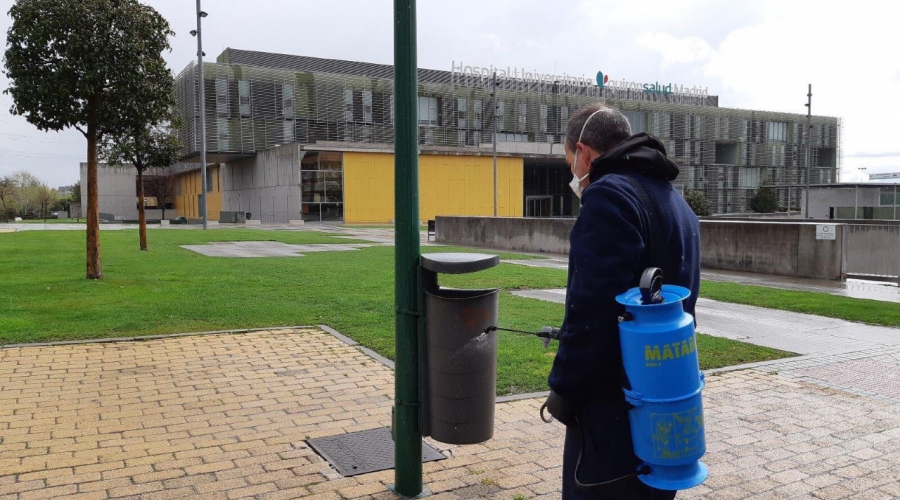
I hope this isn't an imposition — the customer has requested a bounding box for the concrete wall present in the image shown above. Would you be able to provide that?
[79,163,169,221]
[436,217,845,279]
[436,216,574,254]
[220,144,301,223]
[701,221,843,279]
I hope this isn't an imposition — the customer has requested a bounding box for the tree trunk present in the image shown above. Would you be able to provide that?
[86,122,103,279]
[137,169,147,251]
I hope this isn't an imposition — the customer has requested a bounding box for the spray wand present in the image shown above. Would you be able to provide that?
[484,325,561,348]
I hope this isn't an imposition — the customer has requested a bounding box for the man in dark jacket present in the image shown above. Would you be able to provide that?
[547,104,700,499]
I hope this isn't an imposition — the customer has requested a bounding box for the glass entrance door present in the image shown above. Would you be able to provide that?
[526,195,552,217]
[301,152,344,222]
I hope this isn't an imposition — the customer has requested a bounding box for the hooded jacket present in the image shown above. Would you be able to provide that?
[548,132,701,402]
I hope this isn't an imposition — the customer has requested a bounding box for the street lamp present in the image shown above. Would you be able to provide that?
[804,84,812,219]
[190,2,209,229]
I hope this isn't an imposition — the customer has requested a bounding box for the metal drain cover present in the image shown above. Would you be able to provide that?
[307,427,445,477]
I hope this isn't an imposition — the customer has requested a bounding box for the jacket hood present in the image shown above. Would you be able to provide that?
[588,132,680,182]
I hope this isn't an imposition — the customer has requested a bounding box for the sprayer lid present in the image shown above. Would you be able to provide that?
[616,284,691,307]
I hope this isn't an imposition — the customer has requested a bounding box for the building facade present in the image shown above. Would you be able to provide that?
[170,48,841,222]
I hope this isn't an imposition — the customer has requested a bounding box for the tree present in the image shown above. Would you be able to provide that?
[684,190,712,217]
[750,180,779,213]
[0,176,15,222]
[146,172,179,221]
[69,180,81,203]
[36,185,57,221]
[101,109,181,251]
[10,170,40,217]
[4,0,175,278]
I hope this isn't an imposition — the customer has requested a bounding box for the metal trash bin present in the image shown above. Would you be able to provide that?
[421,253,500,445]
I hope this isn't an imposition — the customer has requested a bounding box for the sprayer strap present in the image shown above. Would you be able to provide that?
[624,175,666,271]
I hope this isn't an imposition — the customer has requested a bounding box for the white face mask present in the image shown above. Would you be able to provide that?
[569,108,604,199]
[569,156,591,199]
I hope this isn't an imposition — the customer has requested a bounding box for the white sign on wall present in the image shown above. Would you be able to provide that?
[816,224,836,240]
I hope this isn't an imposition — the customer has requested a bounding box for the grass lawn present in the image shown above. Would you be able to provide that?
[1,228,793,395]
[701,280,900,327]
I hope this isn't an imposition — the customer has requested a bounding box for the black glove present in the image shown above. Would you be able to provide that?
[541,390,578,427]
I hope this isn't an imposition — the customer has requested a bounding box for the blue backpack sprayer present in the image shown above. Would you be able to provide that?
[486,267,708,491]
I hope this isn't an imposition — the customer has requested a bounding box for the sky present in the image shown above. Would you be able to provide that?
[1,0,898,188]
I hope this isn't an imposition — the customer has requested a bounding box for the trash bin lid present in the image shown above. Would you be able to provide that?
[421,253,499,274]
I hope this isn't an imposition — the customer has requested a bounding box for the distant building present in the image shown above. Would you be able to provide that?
[805,183,900,220]
[57,184,76,197]
[78,163,172,221]
[85,48,843,222]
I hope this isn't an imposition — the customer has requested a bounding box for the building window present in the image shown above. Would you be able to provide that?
[540,104,548,133]
[715,142,738,164]
[284,120,294,144]
[739,167,761,188]
[496,100,506,124]
[283,84,294,119]
[472,99,482,130]
[817,148,836,168]
[389,94,394,124]
[217,121,229,151]
[238,80,251,117]
[457,98,467,129]
[419,127,435,145]
[418,96,439,126]
[206,168,214,193]
[517,102,527,132]
[559,106,569,134]
[880,190,898,206]
[767,122,787,142]
[498,132,527,142]
[215,79,229,116]
[362,91,373,124]
[344,89,354,122]
[622,110,646,134]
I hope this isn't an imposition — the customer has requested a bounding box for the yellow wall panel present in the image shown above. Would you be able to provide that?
[342,152,523,223]
[174,167,222,221]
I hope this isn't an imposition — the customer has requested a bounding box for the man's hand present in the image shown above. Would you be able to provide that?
[541,390,578,426]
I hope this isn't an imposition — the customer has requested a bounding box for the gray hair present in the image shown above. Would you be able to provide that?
[565,103,632,155]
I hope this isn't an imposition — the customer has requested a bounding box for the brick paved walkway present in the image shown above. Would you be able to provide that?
[1,328,898,499]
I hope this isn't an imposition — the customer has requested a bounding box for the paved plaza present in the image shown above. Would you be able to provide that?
[1,325,898,500]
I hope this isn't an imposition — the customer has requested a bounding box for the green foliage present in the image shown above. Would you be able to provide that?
[101,108,182,173]
[750,181,779,213]
[684,190,712,217]
[3,0,175,139]
[69,181,81,203]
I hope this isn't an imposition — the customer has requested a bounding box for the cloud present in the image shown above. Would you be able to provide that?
[636,32,712,67]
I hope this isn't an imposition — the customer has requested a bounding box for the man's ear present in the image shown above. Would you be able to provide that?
[576,142,600,167]
[575,142,590,168]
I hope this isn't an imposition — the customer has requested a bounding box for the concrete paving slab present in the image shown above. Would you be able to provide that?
[180,241,372,257]
[0,328,898,499]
